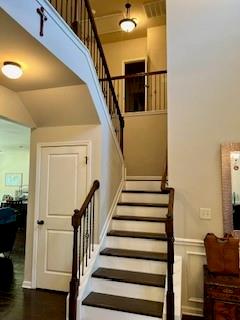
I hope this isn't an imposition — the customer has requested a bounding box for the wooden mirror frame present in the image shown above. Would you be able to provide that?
[221,143,240,237]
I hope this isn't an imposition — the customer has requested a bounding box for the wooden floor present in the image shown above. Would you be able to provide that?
[0,230,67,320]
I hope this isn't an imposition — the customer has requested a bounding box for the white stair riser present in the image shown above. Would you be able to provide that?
[105,237,167,253]
[111,219,166,233]
[124,181,162,191]
[81,305,162,320]
[117,205,168,217]
[121,193,168,204]
[98,256,167,275]
[90,278,165,302]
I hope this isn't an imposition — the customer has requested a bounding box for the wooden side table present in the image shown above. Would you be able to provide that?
[204,265,240,319]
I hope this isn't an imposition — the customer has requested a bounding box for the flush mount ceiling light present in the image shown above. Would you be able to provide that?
[119,2,137,32]
[1,61,23,79]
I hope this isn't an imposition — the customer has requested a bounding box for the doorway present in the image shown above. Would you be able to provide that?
[34,143,89,291]
[124,59,147,112]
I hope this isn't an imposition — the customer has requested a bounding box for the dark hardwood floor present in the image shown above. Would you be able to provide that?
[0,230,67,320]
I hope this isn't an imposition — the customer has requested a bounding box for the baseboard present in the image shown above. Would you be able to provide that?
[99,177,124,241]
[22,280,33,289]
[182,307,203,317]
[126,176,162,181]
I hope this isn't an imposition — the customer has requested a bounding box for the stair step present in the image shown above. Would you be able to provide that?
[118,202,168,208]
[122,190,169,194]
[113,215,167,223]
[92,267,166,288]
[100,248,167,262]
[107,230,167,241]
[82,292,164,318]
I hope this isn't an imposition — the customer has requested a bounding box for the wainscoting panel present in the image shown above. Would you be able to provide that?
[175,238,206,316]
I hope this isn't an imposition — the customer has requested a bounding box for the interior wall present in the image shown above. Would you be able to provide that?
[0,86,35,128]
[167,0,240,315]
[147,25,167,71]
[0,148,30,201]
[124,112,167,177]
[103,37,147,76]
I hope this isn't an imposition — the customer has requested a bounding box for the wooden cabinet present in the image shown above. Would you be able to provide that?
[204,265,240,319]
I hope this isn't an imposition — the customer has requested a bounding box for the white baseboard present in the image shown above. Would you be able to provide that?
[182,307,203,317]
[22,280,33,289]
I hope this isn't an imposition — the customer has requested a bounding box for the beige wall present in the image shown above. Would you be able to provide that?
[167,0,240,314]
[147,25,167,71]
[124,112,167,176]
[103,37,147,77]
[0,86,35,128]
[25,124,123,284]
[0,149,30,201]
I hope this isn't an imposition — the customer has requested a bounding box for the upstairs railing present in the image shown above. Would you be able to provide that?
[100,70,167,113]
[69,180,100,320]
[48,0,124,151]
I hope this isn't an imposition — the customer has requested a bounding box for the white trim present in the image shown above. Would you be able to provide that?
[175,238,204,247]
[22,281,33,289]
[31,140,91,289]
[126,175,162,180]
[99,176,124,241]
[123,110,167,117]
[182,307,203,317]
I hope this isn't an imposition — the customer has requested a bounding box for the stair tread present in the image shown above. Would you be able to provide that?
[113,215,167,222]
[92,267,166,287]
[122,189,169,194]
[82,292,164,318]
[100,248,168,261]
[118,201,168,207]
[107,230,167,240]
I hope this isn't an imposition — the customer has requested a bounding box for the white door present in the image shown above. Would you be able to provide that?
[36,144,88,291]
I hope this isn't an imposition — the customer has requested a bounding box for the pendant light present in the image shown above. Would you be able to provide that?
[119,2,137,33]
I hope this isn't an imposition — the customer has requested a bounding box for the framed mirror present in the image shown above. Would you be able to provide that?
[221,143,240,237]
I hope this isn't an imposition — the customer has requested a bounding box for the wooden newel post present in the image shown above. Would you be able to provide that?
[69,211,80,320]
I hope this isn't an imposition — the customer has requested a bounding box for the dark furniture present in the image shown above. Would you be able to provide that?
[1,201,27,230]
[204,264,240,319]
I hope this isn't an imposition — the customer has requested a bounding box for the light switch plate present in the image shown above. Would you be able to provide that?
[200,208,212,220]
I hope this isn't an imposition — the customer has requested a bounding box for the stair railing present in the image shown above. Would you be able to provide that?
[69,180,100,320]
[161,157,174,320]
[48,0,124,152]
[100,70,167,114]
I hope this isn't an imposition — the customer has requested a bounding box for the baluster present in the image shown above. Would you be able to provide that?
[85,208,89,268]
[82,211,85,276]
[89,201,92,259]
[92,194,95,251]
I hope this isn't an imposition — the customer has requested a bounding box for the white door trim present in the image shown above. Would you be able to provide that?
[31,140,91,289]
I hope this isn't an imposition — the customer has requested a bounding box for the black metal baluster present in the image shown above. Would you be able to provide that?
[85,208,88,268]
[82,211,85,276]
[78,222,81,279]
[89,201,92,259]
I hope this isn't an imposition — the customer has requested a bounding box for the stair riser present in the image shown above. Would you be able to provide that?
[98,256,167,275]
[111,219,166,233]
[124,181,162,191]
[81,305,162,320]
[116,205,168,217]
[105,237,167,253]
[90,278,165,302]
[120,193,168,204]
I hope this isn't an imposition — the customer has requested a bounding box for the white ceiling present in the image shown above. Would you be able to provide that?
[0,9,82,92]
[0,118,30,151]
[90,0,166,43]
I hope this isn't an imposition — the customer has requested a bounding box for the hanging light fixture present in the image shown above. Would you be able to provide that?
[1,61,23,79]
[119,2,137,33]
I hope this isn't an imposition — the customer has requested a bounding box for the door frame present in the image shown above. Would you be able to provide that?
[121,57,148,113]
[31,140,91,289]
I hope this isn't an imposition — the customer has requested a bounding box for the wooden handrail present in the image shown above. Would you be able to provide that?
[72,180,100,227]
[69,179,100,320]
[165,187,175,320]
[83,0,124,129]
[100,70,167,82]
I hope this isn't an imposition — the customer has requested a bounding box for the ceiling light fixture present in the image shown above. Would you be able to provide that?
[1,61,23,79]
[119,2,137,33]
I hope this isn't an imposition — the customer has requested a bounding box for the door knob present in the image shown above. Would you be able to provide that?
[37,220,44,225]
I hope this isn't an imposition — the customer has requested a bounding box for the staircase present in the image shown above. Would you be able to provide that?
[80,179,174,320]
